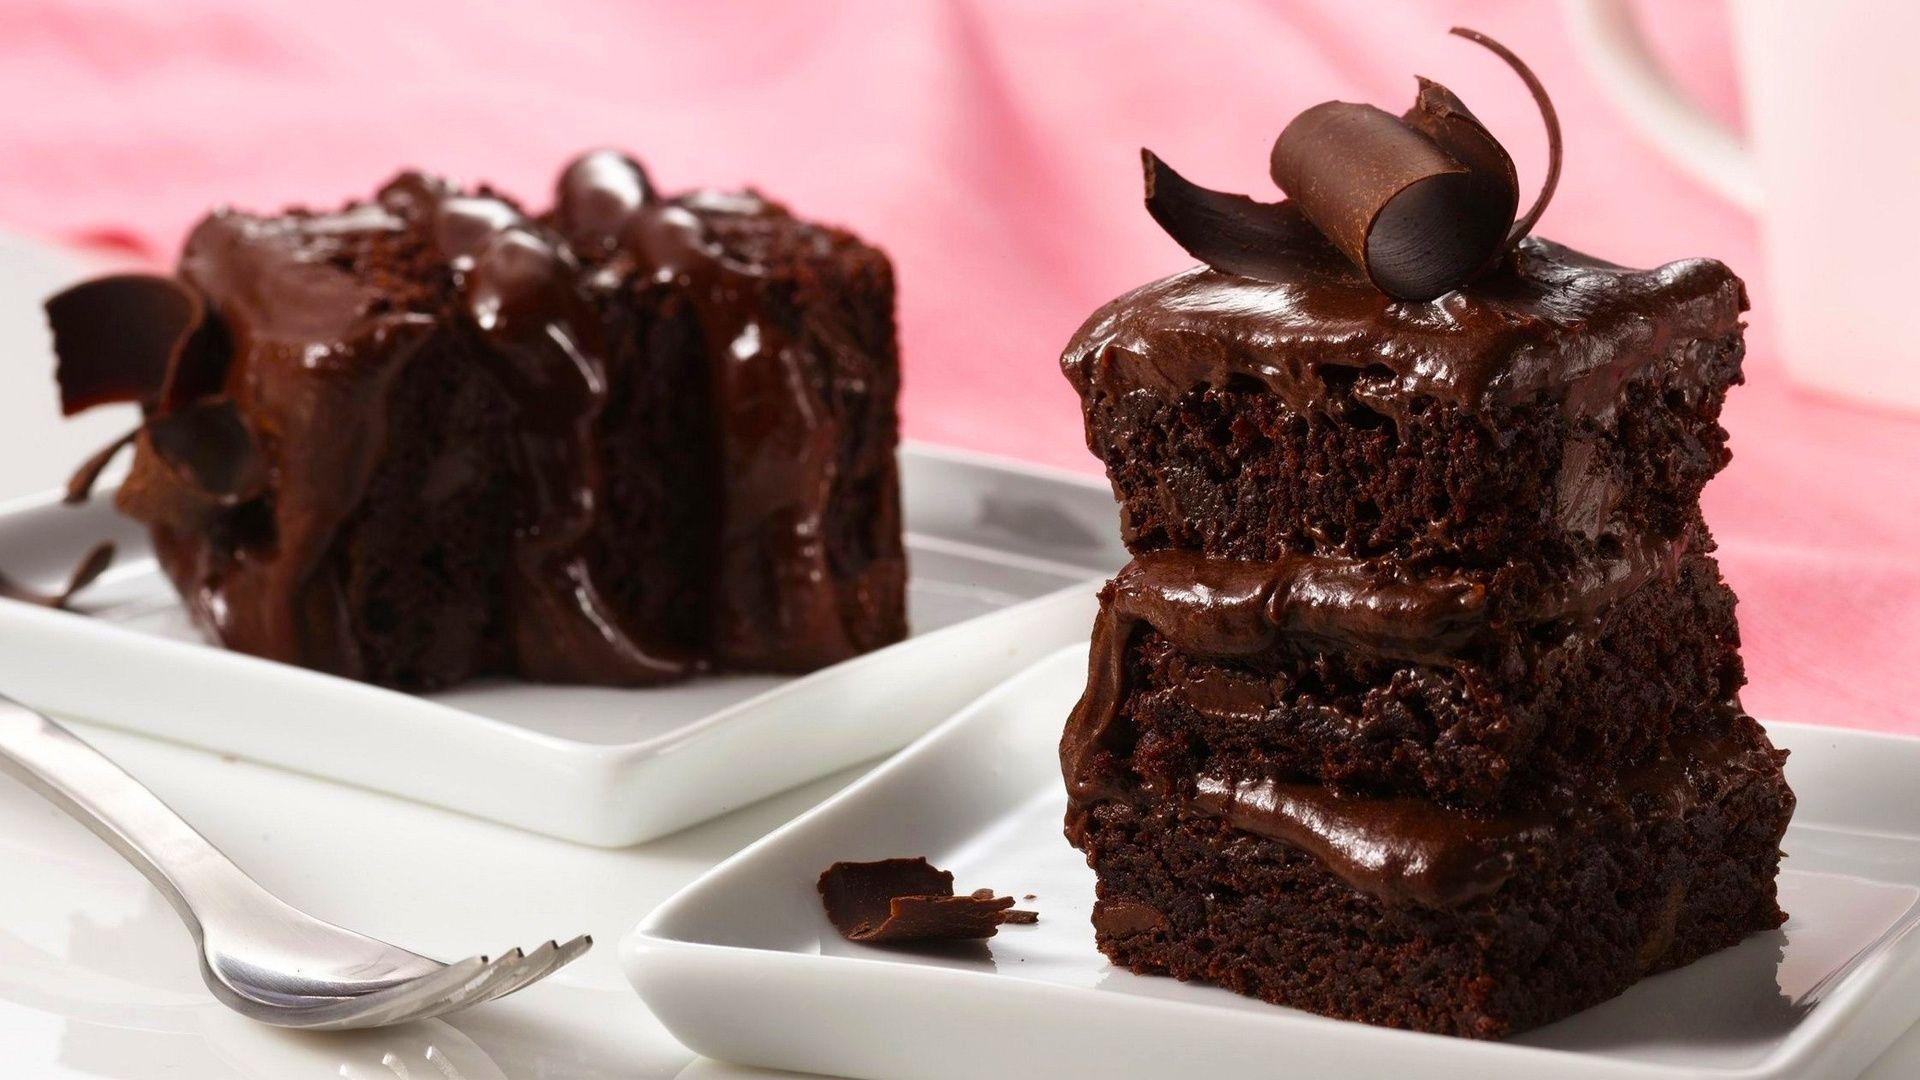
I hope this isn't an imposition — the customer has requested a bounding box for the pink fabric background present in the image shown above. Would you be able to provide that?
[2,1,1914,734]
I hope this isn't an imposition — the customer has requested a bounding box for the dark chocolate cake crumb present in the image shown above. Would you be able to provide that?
[817,857,1021,944]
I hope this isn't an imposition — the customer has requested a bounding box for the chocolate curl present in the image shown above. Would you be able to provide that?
[0,541,115,609]
[112,398,270,532]
[1142,150,1319,282]
[1268,27,1561,299]
[817,858,1019,944]
[65,427,139,504]
[144,399,269,503]
[1450,27,1562,248]
[45,274,205,415]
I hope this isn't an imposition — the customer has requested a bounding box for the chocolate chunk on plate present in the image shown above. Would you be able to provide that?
[817,857,1027,944]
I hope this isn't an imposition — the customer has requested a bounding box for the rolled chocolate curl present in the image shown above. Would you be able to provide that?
[1271,99,1515,301]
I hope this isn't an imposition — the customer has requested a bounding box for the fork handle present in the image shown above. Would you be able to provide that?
[0,692,278,942]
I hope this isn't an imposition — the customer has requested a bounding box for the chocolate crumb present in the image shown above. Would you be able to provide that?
[817,857,1024,944]
[1002,910,1039,925]
[0,541,116,610]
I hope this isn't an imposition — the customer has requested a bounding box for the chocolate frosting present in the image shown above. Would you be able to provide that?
[555,152,884,668]
[1060,223,1746,426]
[1191,774,1552,908]
[1183,724,1756,909]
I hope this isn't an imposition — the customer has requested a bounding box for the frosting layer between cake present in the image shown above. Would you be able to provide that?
[1059,538,1741,910]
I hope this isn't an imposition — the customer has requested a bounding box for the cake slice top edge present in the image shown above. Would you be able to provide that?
[1061,203,1747,418]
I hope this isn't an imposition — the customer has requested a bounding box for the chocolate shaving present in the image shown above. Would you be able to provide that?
[1141,150,1317,282]
[0,541,115,609]
[817,857,1021,944]
[65,427,139,504]
[45,274,205,415]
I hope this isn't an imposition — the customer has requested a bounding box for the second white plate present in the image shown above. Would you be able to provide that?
[626,646,1920,1080]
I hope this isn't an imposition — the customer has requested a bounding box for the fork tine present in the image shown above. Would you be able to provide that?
[354,949,530,1027]
[366,949,530,1028]
[437,933,592,1013]
[464,940,560,1007]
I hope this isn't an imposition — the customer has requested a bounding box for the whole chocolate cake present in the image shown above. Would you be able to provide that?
[1059,32,1792,1038]
[46,151,906,690]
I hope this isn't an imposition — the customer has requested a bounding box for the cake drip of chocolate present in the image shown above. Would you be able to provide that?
[555,152,881,668]
[382,173,695,683]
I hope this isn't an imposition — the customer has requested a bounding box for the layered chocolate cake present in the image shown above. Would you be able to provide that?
[1059,32,1792,1038]
[46,151,906,689]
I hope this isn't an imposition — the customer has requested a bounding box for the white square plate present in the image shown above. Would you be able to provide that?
[0,445,1123,844]
[625,646,1920,1080]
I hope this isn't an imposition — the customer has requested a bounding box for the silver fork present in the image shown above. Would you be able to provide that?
[0,692,589,1030]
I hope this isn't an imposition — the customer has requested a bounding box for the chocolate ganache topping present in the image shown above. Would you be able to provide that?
[1094,27,1745,432]
[1061,224,1746,428]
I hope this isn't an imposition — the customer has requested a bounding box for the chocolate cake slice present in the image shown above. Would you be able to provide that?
[47,153,905,689]
[1057,32,1792,1039]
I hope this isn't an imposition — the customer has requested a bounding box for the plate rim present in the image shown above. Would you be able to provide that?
[0,439,1114,772]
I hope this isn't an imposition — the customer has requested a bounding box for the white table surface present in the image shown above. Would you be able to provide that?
[2,230,1916,1079]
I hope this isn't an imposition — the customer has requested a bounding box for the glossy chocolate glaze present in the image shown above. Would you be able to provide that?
[1060,208,1746,426]
[555,151,901,669]
[94,173,695,683]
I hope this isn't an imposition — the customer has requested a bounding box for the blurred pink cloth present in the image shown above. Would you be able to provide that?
[1,0,1914,735]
